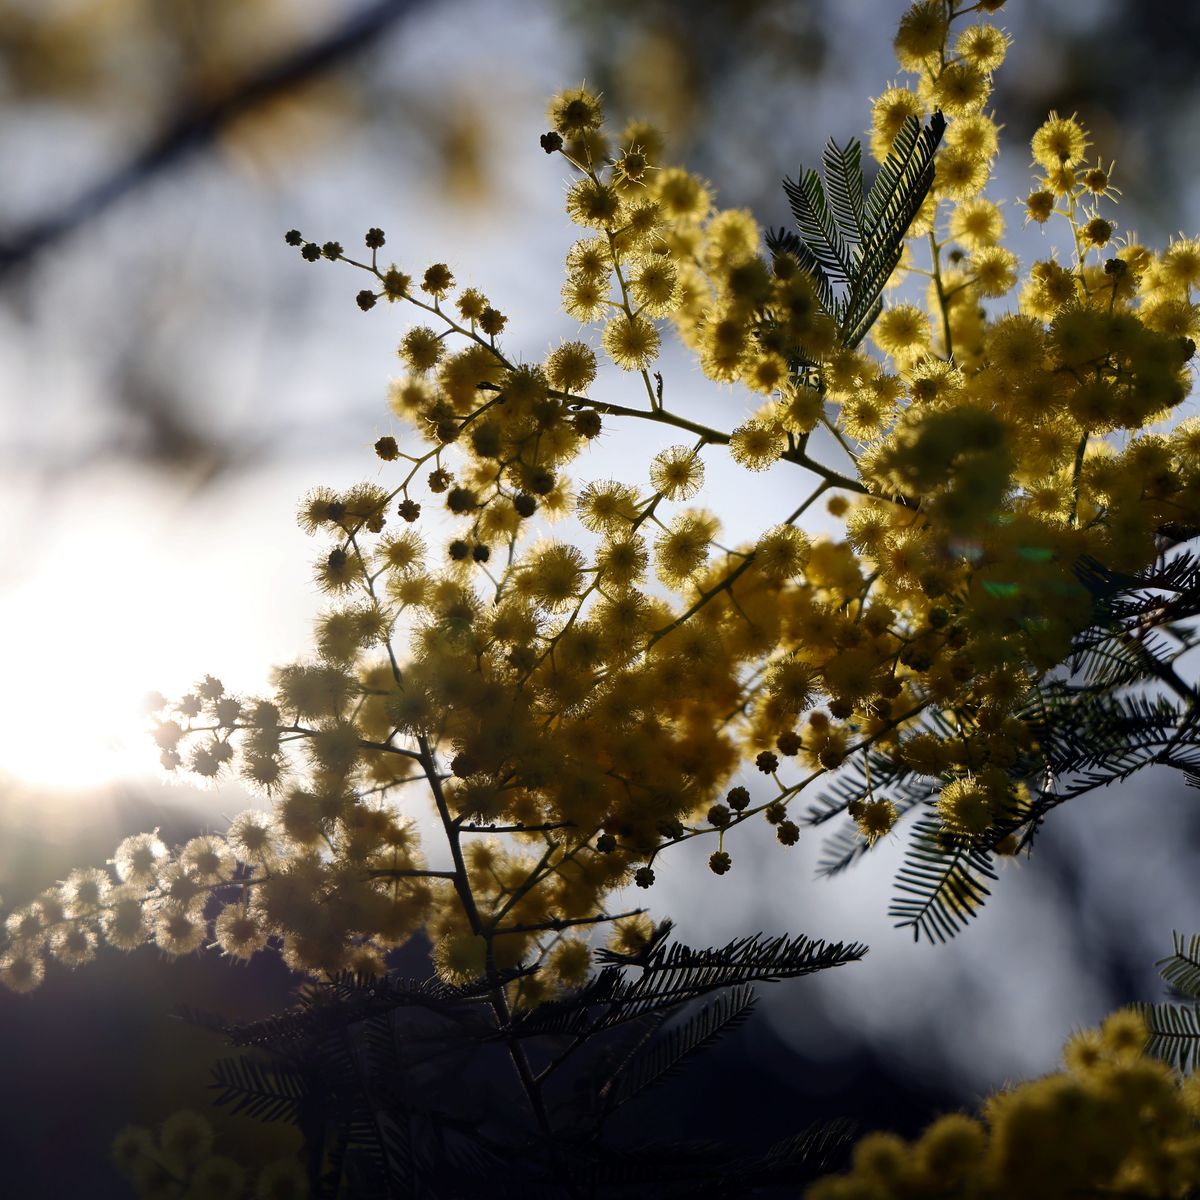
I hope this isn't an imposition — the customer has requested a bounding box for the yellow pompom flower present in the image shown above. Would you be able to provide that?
[629,257,680,316]
[1081,216,1113,249]
[180,835,234,884]
[893,2,948,71]
[566,177,622,229]
[387,376,432,421]
[950,196,1004,251]
[398,327,444,373]
[855,798,899,843]
[1062,1027,1106,1076]
[0,948,44,993]
[602,313,660,370]
[612,144,653,189]
[547,86,603,137]
[113,832,167,886]
[937,776,994,836]
[935,145,991,200]
[562,273,609,323]
[699,310,751,382]
[544,341,598,392]
[780,385,824,434]
[1031,112,1089,171]
[743,352,790,396]
[871,86,923,159]
[1161,237,1200,289]
[548,938,592,987]
[523,542,586,611]
[103,884,151,950]
[946,113,1000,163]
[652,167,712,221]
[160,1110,214,1170]
[50,925,96,967]
[839,387,895,441]
[566,237,611,280]
[729,420,785,471]
[754,525,811,580]
[822,646,883,705]
[971,245,1019,296]
[214,905,269,961]
[227,809,278,862]
[650,445,706,500]
[1042,162,1077,198]
[576,479,640,532]
[1100,1008,1149,1062]
[872,303,933,360]
[379,529,426,574]
[955,23,1010,72]
[156,898,209,955]
[1023,188,1055,225]
[933,62,990,117]
[766,659,815,715]
[704,209,760,271]
[63,867,110,916]
[654,510,718,586]
[619,200,663,251]
[596,535,649,587]
[607,913,655,958]
[914,1113,987,1188]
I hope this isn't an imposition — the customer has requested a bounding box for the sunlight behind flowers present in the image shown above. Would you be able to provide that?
[0,467,321,793]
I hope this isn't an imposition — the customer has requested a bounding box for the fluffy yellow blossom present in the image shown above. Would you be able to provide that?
[893,2,948,71]
[950,196,1004,250]
[650,445,706,500]
[956,23,1009,72]
[602,312,660,369]
[1031,112,1089,171]
[872,304,933,360]
[729,420,785,471]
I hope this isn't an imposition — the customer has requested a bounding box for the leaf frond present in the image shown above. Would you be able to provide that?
[602,985,758,1112]
[1139,1001,1200,1073]
[1158,932,1200,1002]
[890,816,997,943]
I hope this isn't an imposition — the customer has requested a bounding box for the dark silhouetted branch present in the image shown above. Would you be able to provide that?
[0,0,422,279]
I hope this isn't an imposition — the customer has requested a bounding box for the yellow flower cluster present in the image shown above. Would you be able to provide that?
[808,1010,1200,1200]
[110,1110,306,1200]
[4,0,1198,1001]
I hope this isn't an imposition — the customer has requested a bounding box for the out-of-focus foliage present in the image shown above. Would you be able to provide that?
[809,1005,1200,1200]
[814,933,1200,1199]
[559,0,830,206]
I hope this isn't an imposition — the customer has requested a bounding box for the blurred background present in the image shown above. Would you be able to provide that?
[2,0,1199,1191]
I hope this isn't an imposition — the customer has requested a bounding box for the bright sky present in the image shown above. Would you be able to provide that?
[0,466,320,791]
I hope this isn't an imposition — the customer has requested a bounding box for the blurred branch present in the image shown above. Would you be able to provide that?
[0,0,423,280]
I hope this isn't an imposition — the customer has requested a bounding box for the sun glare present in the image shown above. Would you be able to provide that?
[0,476,311,793]
[0,531,189,790]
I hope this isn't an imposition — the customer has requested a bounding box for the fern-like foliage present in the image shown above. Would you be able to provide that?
[599,985,757,1114]
[889,817,998,944]
[1159,932,1200,1001]
[802,747,916,826]
[211,1056,308,1123]
[1139,931,1200,1077]
[805,542,1200,944]
[766,111,946,353]
[815,777,932,879]
[1139,1001,1200,1073]
[590,932,866,1032]
[185,927,864,1197]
